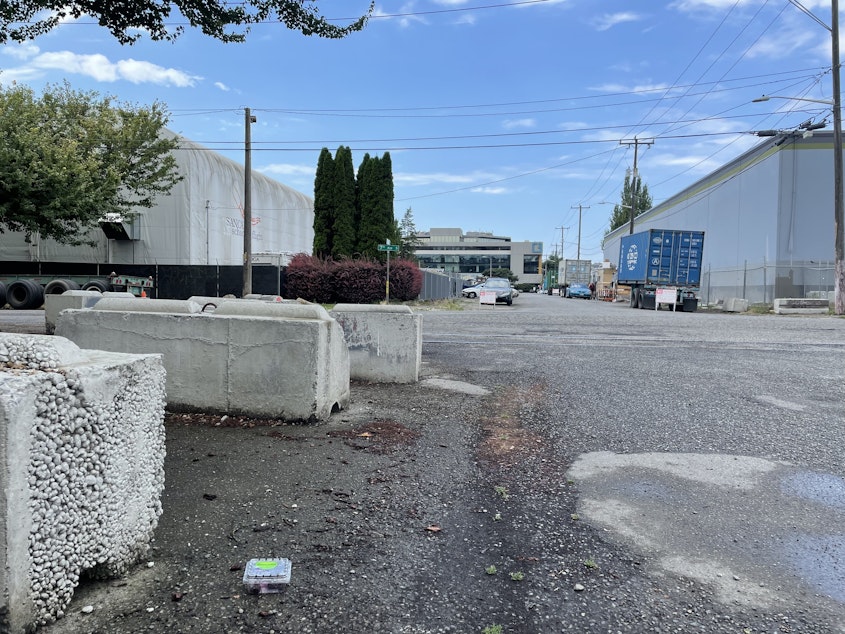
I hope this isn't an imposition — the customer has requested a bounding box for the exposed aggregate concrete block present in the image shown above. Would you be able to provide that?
[0,334,165,632]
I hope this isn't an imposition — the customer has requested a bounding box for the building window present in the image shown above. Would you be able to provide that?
[523,254,540,275]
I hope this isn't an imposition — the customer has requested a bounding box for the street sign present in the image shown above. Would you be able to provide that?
[378,244,399,252]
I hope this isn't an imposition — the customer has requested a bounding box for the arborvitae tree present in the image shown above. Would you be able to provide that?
[380,153,399,246]
[355,152,396,259]
[398,207,421,260]
[355,154,380,258]
[608,170,653,232]
[312,147,335,258]
[331,145,357,258]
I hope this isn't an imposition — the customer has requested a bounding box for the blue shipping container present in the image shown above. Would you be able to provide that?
[617,229,704,286]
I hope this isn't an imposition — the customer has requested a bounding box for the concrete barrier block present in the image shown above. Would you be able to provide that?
[773,298,830,314]
[215,301,332,321]
[224,314,350,420]
[92,298,202,314]
[56,311,230,413]
[43,291,103,335]
[0,334,165,632]
[330,304,422,383]
[723,298,749,313]
[56,308,349,421]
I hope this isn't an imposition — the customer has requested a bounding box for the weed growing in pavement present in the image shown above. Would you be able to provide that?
[570,513,579,521]
[584,558,598,569]
[748,303,772,314]
[409,298,464,311]
[485,565,497,575]
[482,625,503,634]
[493,512,502,521]
[494,486,510,500]
[509,571,524,581]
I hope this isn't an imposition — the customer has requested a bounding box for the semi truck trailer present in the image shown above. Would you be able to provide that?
[617,229,704,312]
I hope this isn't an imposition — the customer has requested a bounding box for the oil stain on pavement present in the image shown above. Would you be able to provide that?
[567,451,845,623]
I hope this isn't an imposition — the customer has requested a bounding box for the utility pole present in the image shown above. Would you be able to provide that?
[571,204,589,284]
[242,107,256,297]
[571,204,590,262]
[620,137,654,235]
[832,0,844,314]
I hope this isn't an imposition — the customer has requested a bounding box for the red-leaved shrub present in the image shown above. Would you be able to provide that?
[333,258,384,304]
[285,253,333,304]
[389,259,423,301]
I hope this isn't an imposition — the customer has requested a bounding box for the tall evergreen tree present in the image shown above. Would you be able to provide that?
[398,207,421,260]
[380,153,399,245]
[608,170,653,233]
[312,147,335,257]
[331,146,357,258]
[355,152,396,259]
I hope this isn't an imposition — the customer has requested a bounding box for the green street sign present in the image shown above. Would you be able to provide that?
[378,244,399,252]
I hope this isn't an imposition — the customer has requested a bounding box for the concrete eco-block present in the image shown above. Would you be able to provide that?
[0,334,165,632]
[330,304,422,383]
[56,302,350,421]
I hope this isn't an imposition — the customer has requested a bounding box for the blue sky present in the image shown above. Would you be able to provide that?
[0,0,838,262]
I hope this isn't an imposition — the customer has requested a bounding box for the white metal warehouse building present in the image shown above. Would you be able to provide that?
[0,131,315,266]
[602,131,837,305]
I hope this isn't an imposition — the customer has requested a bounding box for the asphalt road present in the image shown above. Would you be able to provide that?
[3,298,845,633]
[422,294,845,631]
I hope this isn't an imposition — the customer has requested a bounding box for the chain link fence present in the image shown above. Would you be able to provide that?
[417,269,463,301]
[701,261,835,305]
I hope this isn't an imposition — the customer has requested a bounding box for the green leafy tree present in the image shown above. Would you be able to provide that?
[0,1,373,45]
[0,81,181,244]
[312,147,335,258]
[331,146,356,258]
[398,207,422,260]
[355,152,396,259]
[608,170,653,232]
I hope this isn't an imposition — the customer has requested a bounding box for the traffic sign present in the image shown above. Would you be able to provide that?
[378,244,399,252]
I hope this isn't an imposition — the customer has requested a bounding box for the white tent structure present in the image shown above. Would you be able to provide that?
[0,131,314,266]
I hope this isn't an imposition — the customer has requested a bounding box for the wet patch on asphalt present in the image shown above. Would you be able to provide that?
[567,451,845,621]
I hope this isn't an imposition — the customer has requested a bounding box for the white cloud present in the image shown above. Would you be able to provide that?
[669,0,758,10]
[116,59,200,86]
[2,43,40,60]
[214,81,230,91]
[260,163,315,178]
[503,118,536,129]
[594,12,642,31]
[14,50,201,86]
[745,28,818,60]
[590,82,672,94]
[395,170,493,187]
[471,186,508,194]
[374,1,427,28]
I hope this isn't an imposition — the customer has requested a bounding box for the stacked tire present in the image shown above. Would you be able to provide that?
[7,280,45,310]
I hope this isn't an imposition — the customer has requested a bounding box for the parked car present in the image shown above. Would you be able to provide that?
[510,286,519,298]
[566,283,591,299]
[462,278,513,305]
[461,283,485,298]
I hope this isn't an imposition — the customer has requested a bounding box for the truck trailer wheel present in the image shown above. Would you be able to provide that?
[630,288,639,308]
[7,280,45,310]
[82,280,110,293]
[0,282,6,308]
[44,279,81,295]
